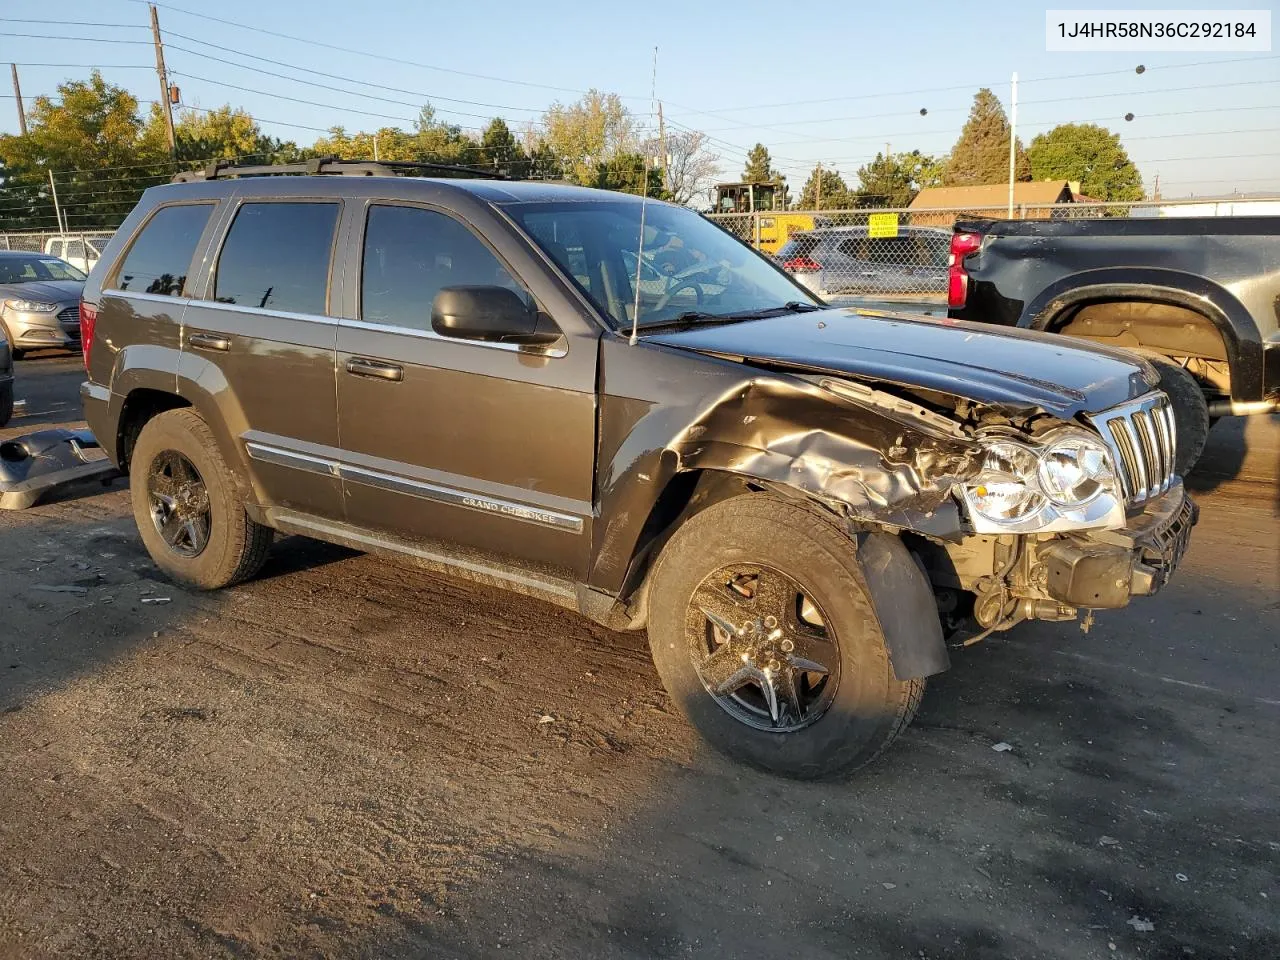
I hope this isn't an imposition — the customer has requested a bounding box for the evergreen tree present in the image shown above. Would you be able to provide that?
[943,89,1030,186]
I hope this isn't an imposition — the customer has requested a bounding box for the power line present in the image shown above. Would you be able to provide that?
[118,0,645,99]
[6,62,153,70]
[162,31,548,116]
[0,32,152,44]
[163,44,539,124]
[0,18,146,28]
[669,54,1280,124]
[693,78,1280,134]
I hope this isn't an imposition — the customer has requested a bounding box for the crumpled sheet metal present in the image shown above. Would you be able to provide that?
[669,378,983,526]
[589,374,986,595]
[0,428,120,510]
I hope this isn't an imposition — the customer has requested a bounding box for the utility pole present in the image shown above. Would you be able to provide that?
[11,64,27,135]
[48,171,66,234]
[150,4,176,158]
[815,162,822,211]
[657,101,668,195]
[1007,71,1018,218]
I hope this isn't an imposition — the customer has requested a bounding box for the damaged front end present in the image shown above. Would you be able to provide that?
[594,333,1196,644]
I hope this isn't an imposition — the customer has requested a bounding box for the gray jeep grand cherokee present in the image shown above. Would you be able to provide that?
[80,159,1196,778]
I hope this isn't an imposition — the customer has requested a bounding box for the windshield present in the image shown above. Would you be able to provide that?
[511,200,818,331]
[0,255,87,284]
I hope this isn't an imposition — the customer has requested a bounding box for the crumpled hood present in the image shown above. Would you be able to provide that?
[646,307,1157,418]
[0,279,83,303]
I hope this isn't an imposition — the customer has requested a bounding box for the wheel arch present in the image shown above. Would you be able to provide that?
[1021,269,1264,401]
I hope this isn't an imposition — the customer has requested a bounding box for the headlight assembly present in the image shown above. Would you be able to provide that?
[961,428,1125,533]
[5,299,59,313]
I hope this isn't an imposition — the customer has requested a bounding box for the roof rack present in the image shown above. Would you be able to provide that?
[172,156,508,184]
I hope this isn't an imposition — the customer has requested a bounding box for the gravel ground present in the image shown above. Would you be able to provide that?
[1,356,1277,960]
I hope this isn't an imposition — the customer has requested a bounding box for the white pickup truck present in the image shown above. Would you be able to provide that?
[42,235,110,274]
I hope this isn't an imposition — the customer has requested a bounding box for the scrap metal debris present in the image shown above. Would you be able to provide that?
[0,429,119,510]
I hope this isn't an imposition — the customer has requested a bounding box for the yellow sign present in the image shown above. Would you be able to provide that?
[867,212,899,238]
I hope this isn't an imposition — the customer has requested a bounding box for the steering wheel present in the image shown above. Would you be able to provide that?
[654,279,706,312]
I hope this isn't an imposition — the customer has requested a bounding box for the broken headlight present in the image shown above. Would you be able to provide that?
[961,429,1124,533]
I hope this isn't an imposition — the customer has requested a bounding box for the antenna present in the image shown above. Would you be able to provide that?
[628,45,659,346]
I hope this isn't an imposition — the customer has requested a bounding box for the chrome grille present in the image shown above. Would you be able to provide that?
[1087,392,1177,505]
[57,306,80,337]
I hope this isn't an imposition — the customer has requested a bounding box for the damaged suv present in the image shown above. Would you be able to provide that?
[80,160,1196,778]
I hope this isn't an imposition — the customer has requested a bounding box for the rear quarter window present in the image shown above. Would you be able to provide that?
[114,204,215,297]
[777,234,820,259]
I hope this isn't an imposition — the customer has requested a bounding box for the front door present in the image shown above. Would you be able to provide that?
[335,202,597,577]
[180,199,344,519]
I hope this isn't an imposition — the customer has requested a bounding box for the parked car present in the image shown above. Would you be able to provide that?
[0,326,12,428]
[777,226,950,297]
[0,251,87,359]
[43,234,106,275]
[948,216,1280,473]
[80,160,1195,779]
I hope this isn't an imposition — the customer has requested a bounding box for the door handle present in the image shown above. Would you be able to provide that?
[188,332,231,352]
[346,357,403,382]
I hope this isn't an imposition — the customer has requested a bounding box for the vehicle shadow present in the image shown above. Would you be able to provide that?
[1186,415,1280,508]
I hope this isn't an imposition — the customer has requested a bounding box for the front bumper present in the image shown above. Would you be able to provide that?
[1035,484,1197,609]
[2,303,81,349]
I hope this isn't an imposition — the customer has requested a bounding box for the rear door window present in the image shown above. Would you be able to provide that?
[115,203,214,297]
[213,202,339,315]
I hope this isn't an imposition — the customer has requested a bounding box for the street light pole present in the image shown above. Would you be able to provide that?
[1007,72,1018,218]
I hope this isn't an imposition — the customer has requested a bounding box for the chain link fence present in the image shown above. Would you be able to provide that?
[707,199,1271,302]
[0,231,115,274]
[3,196,1270,303]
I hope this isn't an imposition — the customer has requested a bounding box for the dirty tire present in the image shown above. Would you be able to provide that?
[0,379,12,428]
[130,408,272,590]
[1136,352,1210,476]
[648,494,925,780]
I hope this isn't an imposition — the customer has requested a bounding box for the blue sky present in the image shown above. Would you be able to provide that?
[3,0,1278,198]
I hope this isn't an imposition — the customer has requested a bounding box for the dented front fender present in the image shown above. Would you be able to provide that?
[589,338,984,596]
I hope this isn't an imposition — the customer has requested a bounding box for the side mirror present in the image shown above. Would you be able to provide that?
[431,286,555,345]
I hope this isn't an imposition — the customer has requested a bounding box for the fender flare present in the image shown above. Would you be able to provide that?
[1019,267,1264,401]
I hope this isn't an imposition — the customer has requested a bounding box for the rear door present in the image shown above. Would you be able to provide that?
[334,201,598,577]
[180,199,344,519]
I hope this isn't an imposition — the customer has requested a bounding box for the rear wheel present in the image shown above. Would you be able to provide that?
[648,495,925,779]
[129,409,272,589]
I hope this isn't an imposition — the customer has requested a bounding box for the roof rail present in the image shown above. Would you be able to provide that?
[171,156,508,183]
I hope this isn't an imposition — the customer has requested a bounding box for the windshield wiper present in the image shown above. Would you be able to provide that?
[635,301,822,334]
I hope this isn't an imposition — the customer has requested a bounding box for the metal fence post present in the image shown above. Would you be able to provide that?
[753,213,761,250]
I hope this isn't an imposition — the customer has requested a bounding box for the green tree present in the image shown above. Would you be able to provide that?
[0,72,164,230]
[797,166,856,210]
[1027,123,1143,201]
[478,118,529,176]
[589,152,668,198]
[853,150,944,207]
[413,104,479,165]
[742,143,778,183]
[541,90,635,185]
[173,105,278,161]
[943,88,1030,186]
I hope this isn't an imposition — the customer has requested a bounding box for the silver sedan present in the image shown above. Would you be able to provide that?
[0,251,87,359]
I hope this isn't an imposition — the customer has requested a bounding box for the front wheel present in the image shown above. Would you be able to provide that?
[647,495,925,779]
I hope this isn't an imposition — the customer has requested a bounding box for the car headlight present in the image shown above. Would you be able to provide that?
[5,299,59,313]
[961,428,1124,533]
[1037,433,1114,507]
[969,441,1044,522]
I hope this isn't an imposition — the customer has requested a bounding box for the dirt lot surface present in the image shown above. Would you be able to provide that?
[2,356,1278,960]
